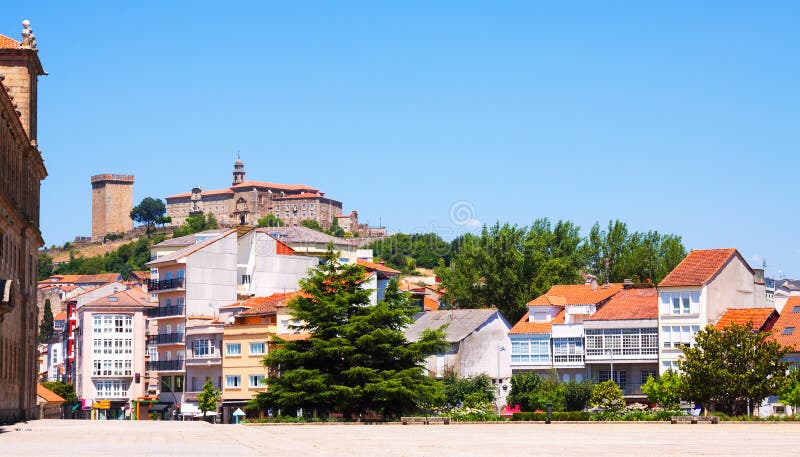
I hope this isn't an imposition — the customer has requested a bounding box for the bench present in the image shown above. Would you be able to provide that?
[401,417,450,425]
[670,416,719,424]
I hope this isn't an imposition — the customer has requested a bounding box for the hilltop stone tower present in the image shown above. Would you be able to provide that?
[91,174,134,239]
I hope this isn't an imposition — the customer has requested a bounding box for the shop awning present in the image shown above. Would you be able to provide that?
[148,404,170,412]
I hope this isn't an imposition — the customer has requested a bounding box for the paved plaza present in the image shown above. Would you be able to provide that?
[2,419,799,456]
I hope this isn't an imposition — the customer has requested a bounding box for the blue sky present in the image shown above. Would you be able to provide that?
[5,1,800,277]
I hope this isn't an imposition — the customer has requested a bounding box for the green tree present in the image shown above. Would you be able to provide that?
[564,379,594,411]
[38,298,54,343]
[53,237,156,276]
[173,213,218,237]
[130,197,167,234]
[679,323,790,415]
[368,233,452,272]
[436,220,587,322]
[506,371,568,411]
[590,380,624,411]
[779,368,800,412]
[330,217,345,237]
[155,215,172,227]
[197,378,220,420]
[257,214,283,228]
[251,248,447,419]
[38,251,53,280]
[641,370,684,409]
[300,219,325,232]
[441,371,495,408]
[41,381,77,404]
[586,220,686,284]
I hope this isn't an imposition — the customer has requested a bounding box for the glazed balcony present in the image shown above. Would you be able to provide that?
[147,278,185,292]
[146,359,185,372]
[147,332,185,345]
[147,305,185,319]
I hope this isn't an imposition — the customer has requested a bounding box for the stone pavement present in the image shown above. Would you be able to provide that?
[1,419,799,456]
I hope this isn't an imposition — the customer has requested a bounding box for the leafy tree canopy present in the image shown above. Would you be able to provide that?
[368,233,452,273]
[197,378,220,419]
[679,323,790,415]
[38,251,54,280]
[250,248,447,420]
[41,381,78,404]
[641,370,684,409]
[440,371,496,409]
[38,298,54,343]
[52,236,160,278]
[173,213,218,238]
[257,214,283,228]
[130,197,167,233]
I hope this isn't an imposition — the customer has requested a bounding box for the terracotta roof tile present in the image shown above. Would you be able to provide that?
[82,288,155,308]
[45,273,123,284]
[356,258,400,275]
[238,292,300,316]
[0,34,20,49]
[586,288,658,321]
[232,181,318,192]
[53,312,67,321]
[714,308,776,331]
[423,296,439,312]
[526,283,624,307]
[509,309,566,334]
[37,384,65,403]
[659,249,740,287]
[274,332,310,341]
[771,296,800,351]
[271,192,323,200]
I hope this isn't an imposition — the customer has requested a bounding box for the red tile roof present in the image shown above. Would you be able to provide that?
[423,296,439,312]
[238,292,300,316]
[771,296,800,351]
[356,258,400,275]
[0,34,20,49]
[45,273,123,284]
[271,192,323,200]
[53,312,67,321]
[526,283,624,307]
[82,287,155,308]
[37,384,65,403]
[586,288,658,321]
[509,309,566,334]
[274,332,310,341]
[658,248,740,287]
[232,181,318,192]
[714,308,776,331]
[165,188,235,199]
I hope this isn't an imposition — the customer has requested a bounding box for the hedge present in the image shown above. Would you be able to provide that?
[511,411,591,421]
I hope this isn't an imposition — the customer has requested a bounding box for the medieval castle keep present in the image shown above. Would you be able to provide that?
[91,174,134,239]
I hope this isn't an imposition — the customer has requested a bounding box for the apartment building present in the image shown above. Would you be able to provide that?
[509,282,623,381]
[656,248,769,373]
[74,288,153,420]
[145,228,317,417]
[583,288,659,399]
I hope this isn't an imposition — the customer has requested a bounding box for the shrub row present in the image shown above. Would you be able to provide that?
[511,411,591,421]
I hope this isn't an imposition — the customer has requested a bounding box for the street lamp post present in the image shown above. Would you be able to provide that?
[606,348,614,385]
[497,346,506,413]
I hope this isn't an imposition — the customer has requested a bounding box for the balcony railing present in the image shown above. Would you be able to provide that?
[146,360,184,371]
[148,332,185,345]
[147,305,184,318]
[147,278,185,291]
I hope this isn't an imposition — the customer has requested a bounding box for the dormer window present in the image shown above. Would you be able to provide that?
[532,312,549,322]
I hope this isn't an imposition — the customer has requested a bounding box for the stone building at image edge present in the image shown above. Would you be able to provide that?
[0,20,47,423]
[165,157,345,229]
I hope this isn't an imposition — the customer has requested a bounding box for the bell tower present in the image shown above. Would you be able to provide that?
[232,155,245,185]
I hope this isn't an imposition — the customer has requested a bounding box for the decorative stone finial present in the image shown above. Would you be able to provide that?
[21,19,37,49]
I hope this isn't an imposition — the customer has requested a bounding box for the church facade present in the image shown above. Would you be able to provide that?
[165,158,344,229]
